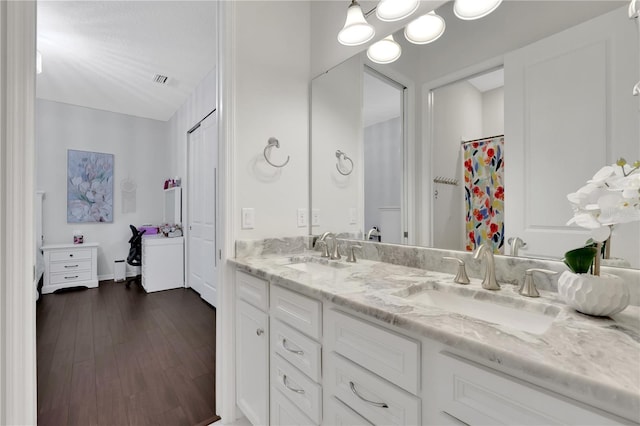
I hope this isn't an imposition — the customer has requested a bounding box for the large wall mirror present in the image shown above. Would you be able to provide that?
[310,1,640,269]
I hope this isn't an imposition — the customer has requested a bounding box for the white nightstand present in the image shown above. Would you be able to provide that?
[42,243,99,293]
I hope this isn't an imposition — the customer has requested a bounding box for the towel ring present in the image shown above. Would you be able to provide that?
[335,150,354,176]
[264,137,290,168]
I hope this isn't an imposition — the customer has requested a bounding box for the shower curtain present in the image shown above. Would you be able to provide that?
[463,136,504,253]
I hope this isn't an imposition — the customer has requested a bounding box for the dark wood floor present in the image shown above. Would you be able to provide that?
[36,280,220,426]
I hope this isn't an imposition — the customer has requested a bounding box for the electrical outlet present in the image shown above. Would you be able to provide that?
[241,208,255,229]
[297,208,308,228]
[311,209,320,226]
[348,207,357,225]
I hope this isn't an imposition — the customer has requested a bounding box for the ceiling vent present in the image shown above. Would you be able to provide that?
[152,74,169,84]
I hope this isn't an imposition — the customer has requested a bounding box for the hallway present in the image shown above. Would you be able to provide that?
[36,281,219,426]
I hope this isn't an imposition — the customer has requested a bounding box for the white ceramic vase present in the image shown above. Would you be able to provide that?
[557,271,630,317]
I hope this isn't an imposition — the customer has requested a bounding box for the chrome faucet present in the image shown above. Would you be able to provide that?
[473,244,500,290]
[319,232,341,260]
[508,237,527,256]
[365,226,380,241]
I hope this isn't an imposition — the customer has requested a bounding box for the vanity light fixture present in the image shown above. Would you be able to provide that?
[376,0,419,22]
[453,0,503,20]
[36,50,42,74]
[404,11,446,45]
[338,0,376,46]
[367,34,402,64]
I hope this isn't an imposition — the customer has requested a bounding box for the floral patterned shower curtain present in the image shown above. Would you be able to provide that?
[463,136,504,253]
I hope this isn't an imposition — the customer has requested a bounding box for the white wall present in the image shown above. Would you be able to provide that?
[482,87,504,137]
[432,81,483,250]
[233,1,310,240]
[168,67,217,181]
[36,99,170,279]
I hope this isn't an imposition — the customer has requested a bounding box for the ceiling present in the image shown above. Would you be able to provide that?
[363,71,402,127]
[467,68,504,93]
[37,1,217,122]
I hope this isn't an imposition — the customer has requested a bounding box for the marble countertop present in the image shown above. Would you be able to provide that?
[230,252,640,421]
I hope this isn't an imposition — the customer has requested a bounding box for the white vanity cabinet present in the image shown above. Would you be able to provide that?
[324,309,422,426]
[270,285,323,425]
[235,270,270,426]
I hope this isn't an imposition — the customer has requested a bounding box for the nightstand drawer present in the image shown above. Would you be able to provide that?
[50,248,92,262]
[49,270,93,285]
[49,259,91,273]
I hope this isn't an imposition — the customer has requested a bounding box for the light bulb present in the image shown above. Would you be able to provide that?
[453,0,503,20]
[404,11,446,45]
[338,0,375,46]
[376,0,419,22]
[367,35,402,64]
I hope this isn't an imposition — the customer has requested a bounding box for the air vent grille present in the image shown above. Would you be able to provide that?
[152,74,169,84]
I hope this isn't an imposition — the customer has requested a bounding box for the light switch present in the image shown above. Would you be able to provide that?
[241,208,255,229]
[348,207,357,225]
[297,208,308,228]
[311,209,320,227]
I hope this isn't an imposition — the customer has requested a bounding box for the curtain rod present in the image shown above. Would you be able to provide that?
[460,134,504,145]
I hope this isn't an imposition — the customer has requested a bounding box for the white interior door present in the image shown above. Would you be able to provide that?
[187,112,218,307]
[504,8,639,263]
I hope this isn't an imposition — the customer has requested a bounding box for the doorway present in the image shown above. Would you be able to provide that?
[362,67,407,244]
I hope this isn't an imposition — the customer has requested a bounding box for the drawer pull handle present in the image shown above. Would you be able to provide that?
[282,375,305,394]
[64,265,79,268]
[282,339,304,355]
[64,276,79,280]
[349,381,388,408]
[256,328,264,336]
[69,254,74,257]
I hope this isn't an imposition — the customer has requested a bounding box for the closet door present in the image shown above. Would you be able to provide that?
[504,8,638,263]
[187,112,218,307]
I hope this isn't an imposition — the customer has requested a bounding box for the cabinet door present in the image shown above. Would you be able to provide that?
[236,300,269,426]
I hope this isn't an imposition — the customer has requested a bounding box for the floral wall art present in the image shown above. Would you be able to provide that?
[463,136,505,253]
[67,149,114,223]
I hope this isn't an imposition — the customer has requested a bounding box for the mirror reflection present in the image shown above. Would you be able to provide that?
[310,1,639,269]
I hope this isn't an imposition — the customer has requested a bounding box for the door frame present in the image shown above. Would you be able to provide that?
[0,1,37,424]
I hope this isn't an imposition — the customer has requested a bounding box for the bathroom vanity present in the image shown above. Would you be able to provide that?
[231,239,640,426]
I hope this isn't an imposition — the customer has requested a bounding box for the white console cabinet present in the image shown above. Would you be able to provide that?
[42,243,99,293]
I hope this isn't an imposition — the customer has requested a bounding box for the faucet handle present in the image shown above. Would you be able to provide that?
[520,268,557,298]
[443,257,470,284]
[346,245,362,263]
[316,240,330,258]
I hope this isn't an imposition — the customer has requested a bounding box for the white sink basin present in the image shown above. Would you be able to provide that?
[402,289,558,335]
[285,259,350,274]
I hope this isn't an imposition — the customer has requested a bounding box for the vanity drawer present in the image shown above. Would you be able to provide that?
[436,352,620,426]
[49,270,93,285]
[325,352,420,426]
[236,270,269,311]
[271,285,322,340]
[49,259,91,273]
[325,396,373,426]
[50,248,92,262]
[272,353,322,424]
[326,309,420,394]
[271,387,315,426]
[272,319,322,382]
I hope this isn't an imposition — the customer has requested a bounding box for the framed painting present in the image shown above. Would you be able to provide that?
[67,149,114,223]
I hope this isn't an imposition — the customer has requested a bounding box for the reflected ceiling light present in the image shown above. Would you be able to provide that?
[376,0,419,22]
[404,11,446,45]
[36,50,42,74]
[453,0,503,20]
[367,34,401,64]
[338,0,375,46]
